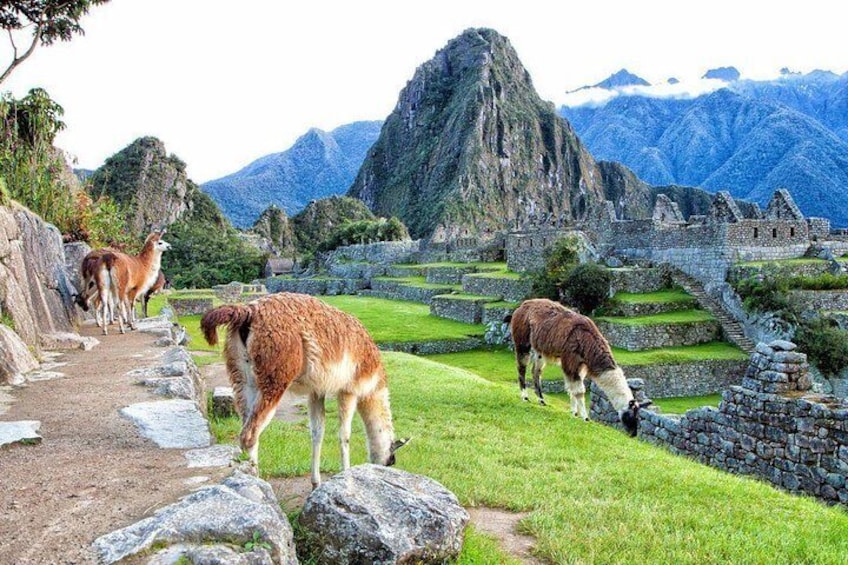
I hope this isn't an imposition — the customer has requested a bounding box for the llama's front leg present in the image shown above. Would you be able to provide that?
[565,374,589,421]
[530,350,546,406]
[337,392,358,471]
[308,393,326,489]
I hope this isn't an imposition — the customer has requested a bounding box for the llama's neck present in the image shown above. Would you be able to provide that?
[359,387,395,465]
[594,367,634,412]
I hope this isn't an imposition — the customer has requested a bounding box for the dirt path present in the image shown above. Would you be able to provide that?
[0,325,230,565]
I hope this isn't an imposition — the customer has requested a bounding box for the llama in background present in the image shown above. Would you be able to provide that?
[509,298,648,436]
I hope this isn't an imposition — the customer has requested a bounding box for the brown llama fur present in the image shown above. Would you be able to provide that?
[201,292,408,487]
[509,298,646,436]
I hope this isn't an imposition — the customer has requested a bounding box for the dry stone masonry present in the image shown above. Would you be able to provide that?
[591,341,848,505]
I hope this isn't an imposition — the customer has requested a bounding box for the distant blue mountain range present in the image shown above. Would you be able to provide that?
[560,69,848,226]
[202,121,382,228]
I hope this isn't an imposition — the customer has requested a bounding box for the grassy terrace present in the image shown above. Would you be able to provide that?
[737,257,847,268]
[211,353,848,564]
[612,290,695,304]
[373,275,461,291]
[596,309,715,326]
[319,295,483,343]
[424,344,746,386]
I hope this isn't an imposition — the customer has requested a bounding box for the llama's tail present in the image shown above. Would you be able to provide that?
[200,304,253,346]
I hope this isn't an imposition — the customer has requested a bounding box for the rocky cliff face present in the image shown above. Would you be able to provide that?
[0,203,78,359]
[89,137,198,234]
[251,205,296,257]
[291,196,374,254]
[348,28,657,239]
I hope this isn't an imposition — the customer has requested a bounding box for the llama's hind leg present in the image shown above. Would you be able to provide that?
[516,350,530,401]
[337,392,358,472]
[530,350,547,406]
[308,393,326,488]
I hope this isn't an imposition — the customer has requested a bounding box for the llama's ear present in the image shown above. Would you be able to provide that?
[391,437,411,453]
[160,227,167,235]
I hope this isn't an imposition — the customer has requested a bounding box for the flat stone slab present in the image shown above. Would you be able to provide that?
[25,370,65,382]
[0,420,42,447]
[185,444,240,468]
[119,399,210,449]
[39,331,99,351]
[138,376,196,400]
[92,471,297,564]
[125,361,188,380]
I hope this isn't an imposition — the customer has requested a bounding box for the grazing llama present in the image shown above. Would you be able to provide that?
[201,292,409,487]
[508,298,649,436]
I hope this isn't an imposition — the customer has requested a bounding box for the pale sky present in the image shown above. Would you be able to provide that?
[1,0,845,183]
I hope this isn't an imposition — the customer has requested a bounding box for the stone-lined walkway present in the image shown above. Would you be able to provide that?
[0,325,230,564]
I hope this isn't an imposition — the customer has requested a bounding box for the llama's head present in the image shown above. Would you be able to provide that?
[384,437,411,466]
[619,399,652,437]
[144,232,171,254]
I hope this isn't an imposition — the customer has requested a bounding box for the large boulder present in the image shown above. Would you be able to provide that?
[0,324,38,385]
[0,204,79,350]
[92,471,298,564]
[298,464,468,564]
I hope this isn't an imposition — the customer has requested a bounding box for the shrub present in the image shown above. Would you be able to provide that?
[164,218,266,289]
[529,236,579,301]
[316,217,409,253]
[561,263,612,314]
[795,318,848,377]
[733,274,793,318]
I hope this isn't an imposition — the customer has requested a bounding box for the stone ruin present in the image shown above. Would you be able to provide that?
[591,341,848,505]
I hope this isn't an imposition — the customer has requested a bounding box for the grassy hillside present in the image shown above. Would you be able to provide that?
[211,352,848,564]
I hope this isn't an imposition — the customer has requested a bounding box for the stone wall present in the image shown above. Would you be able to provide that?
[622,359,747,398]
[265,277,328,296]
[482,303,516,325]
[430,296,489,324]
[609,267,671,294]
[0,204,79,351]
[595,319,721,351]
[328,262,388,279]
[368,279,450,304]
[461,275,531,302]
[789,290,848,313]
[380,337,486,355]
[322,240,421,266]
[169,297,214,317]
[604,297,696,317]
[591,341,848,505]
[727,261,838,284]
[426,266,478,285]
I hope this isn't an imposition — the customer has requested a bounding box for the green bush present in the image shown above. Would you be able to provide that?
[561,263,612,314]
[529,236,579,300]
[795,318,848,377]
[164,217,266,289]
[317,216,409,253]
[0,88,131,246]
[733,274,793,317]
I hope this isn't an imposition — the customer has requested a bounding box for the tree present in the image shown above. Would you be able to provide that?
[1,1,110,85]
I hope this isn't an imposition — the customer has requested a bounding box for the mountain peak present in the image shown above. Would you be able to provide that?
[594,69,651,89]
[702,66,740,81]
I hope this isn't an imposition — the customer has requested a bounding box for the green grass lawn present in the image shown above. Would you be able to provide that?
[657,394,723,414]
[211,353,848,564]
[374,275,461,291]
[319,295,483,343]
[596,309,715,326]
[611,290,695,304]
[423,345,745,414]
[736,257,847,268]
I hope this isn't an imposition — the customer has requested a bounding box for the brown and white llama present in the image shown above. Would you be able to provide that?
[78,232,170,334]
[77,248,119,331]
[508,298,649,436]
[200,292,409,487]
